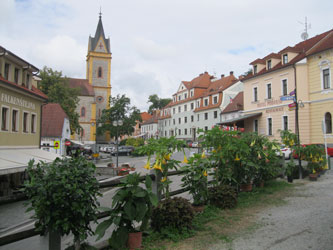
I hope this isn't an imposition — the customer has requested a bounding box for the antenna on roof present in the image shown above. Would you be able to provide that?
[99,6,102,19]
[299,16,311,41]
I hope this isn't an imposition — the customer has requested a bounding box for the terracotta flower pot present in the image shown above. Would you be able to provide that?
[127,231,142,250]
[192,204,205,213]
[240,183,253,192]
[309,173,318,181]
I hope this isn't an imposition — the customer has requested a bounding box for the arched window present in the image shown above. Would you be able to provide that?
[81,128,85,137]
[325,112,332,134]
[81,107,86,117]
[98,67,102,78]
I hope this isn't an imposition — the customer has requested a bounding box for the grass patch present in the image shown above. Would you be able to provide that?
[142,179,293,250]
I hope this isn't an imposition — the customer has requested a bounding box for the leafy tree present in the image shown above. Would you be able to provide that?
[147,94,172,114]
[38,66,81,134]
[97,94,141,139]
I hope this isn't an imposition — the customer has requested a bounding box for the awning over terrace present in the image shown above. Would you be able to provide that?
[0,148,60,175]
[218,112,262,125]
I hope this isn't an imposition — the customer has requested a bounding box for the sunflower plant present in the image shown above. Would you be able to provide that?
[138,137,186,199]
[180,153,210,206]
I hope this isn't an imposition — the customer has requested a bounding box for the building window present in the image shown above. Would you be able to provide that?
[253,65,257,74]
[191,103,194,110]
[190,90,194,97]
[185,117,187,123]
[267,83,272,99]
[283,115,288,131]
[213,96,218,104]
[253,87,258,102]
[323,68,330,89]
[267,60,272,70]
[197,114,200,121]
[204,99,208,107]
[197,100,200,108]
[173,108,176,114]
[14,68,19,84]
[165,131,167,137]
[173,119,175,125]
[98,67,103,78]
[31,114,36,133]
[325,112,332,134]
[283,54,288,64]
[191,115,194,122]
[26,74,30,88]
[81,107,86,117]
[185,128,187,135]
[184,93,187,99]
[23,112,29,133]
[4,63,10,80]
[205,126,208,131]
[178,129,181,135]
[178,106,181,113]
[254,119,258,133]
[214,111,218,119]
[178,118,181,124]
[1,106,9,131]
[184,104,187,111]
[282,79,288,96]
[267,117,273,136]
[12,109,18,132]
[178,95,181,101]
[81,128,85,137]
[204,113,208,120]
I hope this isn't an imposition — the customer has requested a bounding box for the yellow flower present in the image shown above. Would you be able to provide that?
[235,155,240,161]
[218,145,222,151]
[203,170,208,177]
[258,152,262,159]
[201,152,206,158]
[164,153,171,160]
[290,140,294,146]
[250,140,255,147]
[313,169,316,174]
[324,164,329,170]
[212,149,217,153]
[182,155,188,164]
[162,159,167,164]
[144,160,151,170]
[153,162,162,171]
[161,177,167,182]
[310,154,313,159]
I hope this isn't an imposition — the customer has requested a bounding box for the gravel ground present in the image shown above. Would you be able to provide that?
[209,171,333,250]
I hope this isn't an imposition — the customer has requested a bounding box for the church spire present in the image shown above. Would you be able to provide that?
[88,10,111,53]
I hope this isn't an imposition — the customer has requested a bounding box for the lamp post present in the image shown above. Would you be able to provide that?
[113,120,123,167]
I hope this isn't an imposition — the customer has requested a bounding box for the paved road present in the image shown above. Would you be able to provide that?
[0,148,196,250]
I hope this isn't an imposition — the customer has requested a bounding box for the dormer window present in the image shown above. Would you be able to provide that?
[267,60,272,70]
[184,93,187,99]
[253,65,257,74]
[283,54,288,64]
[190,90,194,97]
[204,98,208,107]
[178,95,181,101]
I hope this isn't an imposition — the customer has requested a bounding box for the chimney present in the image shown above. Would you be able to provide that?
[221,74,225,78]
[238,75,244,80]
[230,71,234,75]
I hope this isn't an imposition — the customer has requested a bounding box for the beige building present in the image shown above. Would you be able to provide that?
[0,46,58,197]
[242,30,331,144]
[306,30,333,144]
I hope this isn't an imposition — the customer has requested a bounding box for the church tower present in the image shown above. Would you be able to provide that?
[86,12,112,143]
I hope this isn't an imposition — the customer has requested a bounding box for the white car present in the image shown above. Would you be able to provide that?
[276,145,291,159]
[192,142,199,148]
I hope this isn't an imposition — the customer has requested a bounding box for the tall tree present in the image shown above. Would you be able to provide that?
[38,66,81,134]
[97,94,141,139]
[147,94,172,114]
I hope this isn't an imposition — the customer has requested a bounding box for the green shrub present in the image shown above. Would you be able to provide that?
[131,146,147,157]
[208,185,237,209]
[151,197,195,232]
[119,139,127,146]
[126,137,144,147]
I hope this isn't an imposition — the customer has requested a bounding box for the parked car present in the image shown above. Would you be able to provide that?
[111,146,135,156]
[276,145,292,159]
[186,140,193,148]
[191,142,199,148]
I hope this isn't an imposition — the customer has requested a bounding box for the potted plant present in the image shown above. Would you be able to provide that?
[285,160,296,183]
[180,153,210,212]
[24,157,101,250]
[95,173,157,250]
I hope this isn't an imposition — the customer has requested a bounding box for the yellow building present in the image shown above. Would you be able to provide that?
[70,13,112,144]
[242,30,331,144]
[306,30,333,144]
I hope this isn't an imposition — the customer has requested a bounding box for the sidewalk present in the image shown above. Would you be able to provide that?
[210,170,333,250]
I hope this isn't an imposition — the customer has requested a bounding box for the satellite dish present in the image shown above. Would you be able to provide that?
[301,32,309,41]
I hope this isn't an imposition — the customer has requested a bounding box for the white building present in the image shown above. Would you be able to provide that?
[141,112,159,139]
[41,103,71,156]
[158,72,243,140]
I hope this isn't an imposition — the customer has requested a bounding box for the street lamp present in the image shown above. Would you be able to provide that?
[113,120,123,167]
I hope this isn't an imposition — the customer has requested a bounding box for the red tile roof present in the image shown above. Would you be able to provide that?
[222,92,244,114]
[42,103,68,137]
[141,112,152,121]
[243,29,332,81]
[67,78,95,96]
[0,76,48,100]
[306,30,333,56]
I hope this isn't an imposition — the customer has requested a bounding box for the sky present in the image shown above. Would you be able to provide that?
[1,0,332,111]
